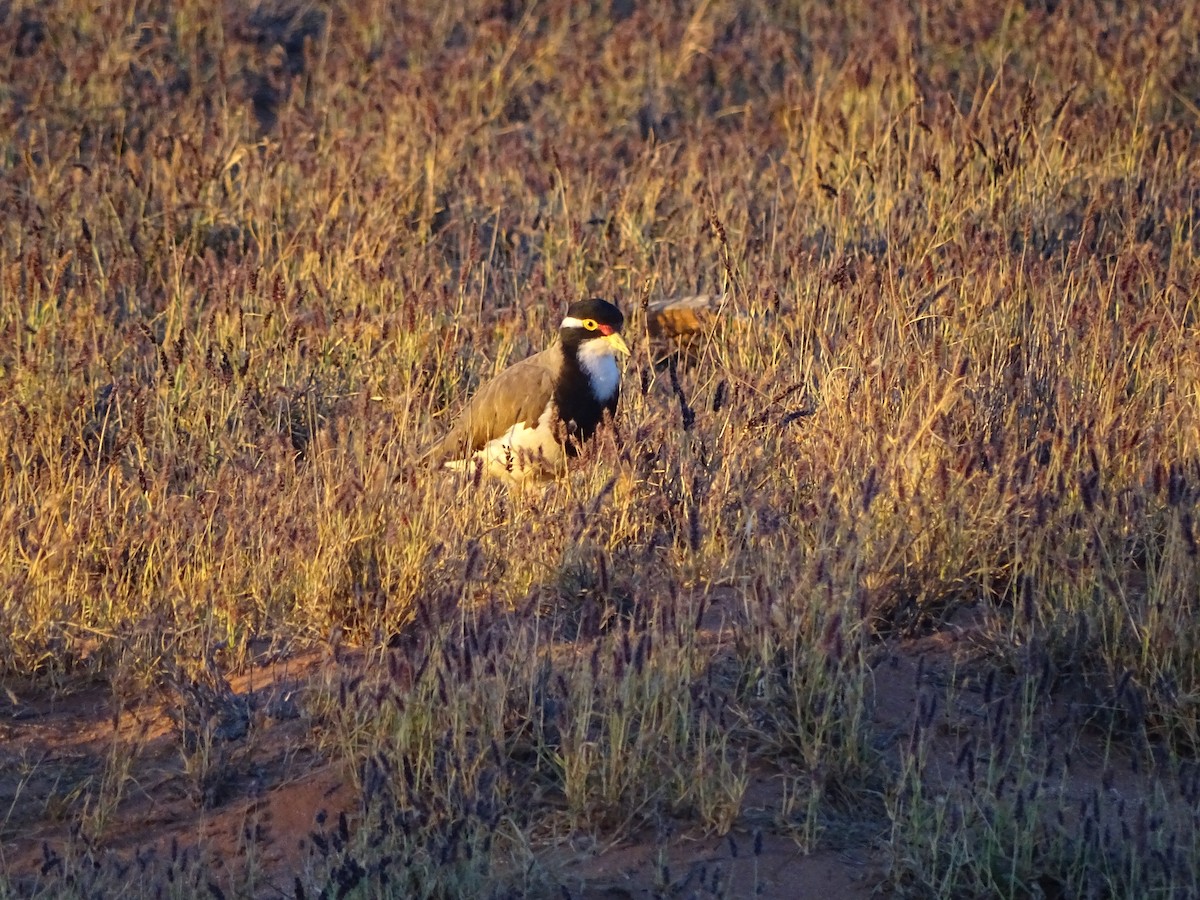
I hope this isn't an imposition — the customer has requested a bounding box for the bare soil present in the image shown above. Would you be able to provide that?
[0,602,1135,898]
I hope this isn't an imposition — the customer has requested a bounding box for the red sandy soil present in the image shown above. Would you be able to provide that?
[0,602,1133,898]
[0,650,354,894]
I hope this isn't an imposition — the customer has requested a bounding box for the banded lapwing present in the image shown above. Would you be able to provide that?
[422,298,631,481]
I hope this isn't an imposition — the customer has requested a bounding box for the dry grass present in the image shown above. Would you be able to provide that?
[2,0,1200,896]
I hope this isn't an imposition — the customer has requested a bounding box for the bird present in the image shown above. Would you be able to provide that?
[421,298,631,481]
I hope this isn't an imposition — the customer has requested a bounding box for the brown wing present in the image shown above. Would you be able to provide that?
[421,344,562,465]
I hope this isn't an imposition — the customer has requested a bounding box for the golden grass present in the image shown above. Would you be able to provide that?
[3,0,1200,895]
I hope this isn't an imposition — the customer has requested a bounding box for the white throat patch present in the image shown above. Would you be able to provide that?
[576,338,622,402]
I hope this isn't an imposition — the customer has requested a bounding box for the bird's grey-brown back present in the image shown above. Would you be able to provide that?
[420,344,562,467]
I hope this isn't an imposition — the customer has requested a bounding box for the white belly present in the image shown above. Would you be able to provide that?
[444,404,565,482]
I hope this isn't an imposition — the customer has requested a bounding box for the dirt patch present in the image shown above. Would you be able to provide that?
[0,650,348,892]
[0,604,1165,897]
[550,768,878,899]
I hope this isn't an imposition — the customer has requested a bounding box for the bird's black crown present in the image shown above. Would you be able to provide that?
[560,298,624,340]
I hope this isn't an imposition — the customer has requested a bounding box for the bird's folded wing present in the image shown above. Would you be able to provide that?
[420,345,561,465]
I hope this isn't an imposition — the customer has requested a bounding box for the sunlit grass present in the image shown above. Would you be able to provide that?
[2,0,1200,896]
